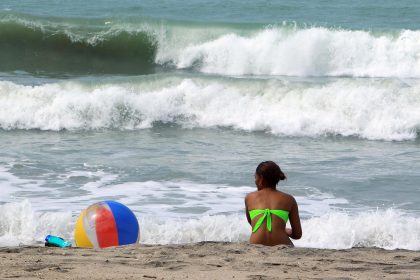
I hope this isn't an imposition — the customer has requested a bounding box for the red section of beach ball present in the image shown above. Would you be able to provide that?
[95,206,119,248]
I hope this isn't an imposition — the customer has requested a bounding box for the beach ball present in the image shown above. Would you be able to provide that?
[74,200,140,248]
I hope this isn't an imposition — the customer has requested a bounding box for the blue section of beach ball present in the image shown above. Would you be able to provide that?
[105,200,140,245]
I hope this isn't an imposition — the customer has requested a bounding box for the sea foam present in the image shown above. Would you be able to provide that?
[1,200,419,250]
[0,78,419,140]
[0,200,73,246]
[141,209,420,250]
[158,27,420,78]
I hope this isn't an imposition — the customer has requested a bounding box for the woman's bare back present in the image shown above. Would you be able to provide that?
[246,189,298,245]
[245,161,302,246]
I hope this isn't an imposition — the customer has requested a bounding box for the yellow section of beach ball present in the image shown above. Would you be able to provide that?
[74,210,94,248]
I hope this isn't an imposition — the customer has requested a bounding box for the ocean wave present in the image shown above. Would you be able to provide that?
[1,200,419,250]
[0,78,419,140]
[142,209,420,250]
[298,209,420,250]
[0,18,157,75]
[160,27,420,78]
[1,15,420,78]
[0,200,73,246]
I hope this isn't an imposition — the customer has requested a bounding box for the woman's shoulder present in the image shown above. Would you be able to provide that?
[245,191,262,206]
[245,191,259,200]
[277,191,297,202]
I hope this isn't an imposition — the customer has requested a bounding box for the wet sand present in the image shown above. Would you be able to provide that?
[0,242,419,279]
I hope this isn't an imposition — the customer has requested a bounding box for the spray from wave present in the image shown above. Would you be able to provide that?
[0,200,73,246]
[1,200,419,250]
[0,78,419,140]
[160,27,420,78]
[1,15,420,78]
[142,209,420,250]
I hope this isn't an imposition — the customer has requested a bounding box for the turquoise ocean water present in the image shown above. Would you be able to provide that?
[0,0,420,249]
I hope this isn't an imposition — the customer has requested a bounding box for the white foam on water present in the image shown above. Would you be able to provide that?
[59,179,346,218]
[1,200,419,250]
[1,78,419,140]
[69,170,119,190]
[0,164,45,201]
[157,27,420,78]
[0,166,17,199]
[140,209,420,250]
[0,166,346,246]
[80,181,254,217]
[139,209,420,251]
[139,214,249,244]
[0,200,73,247]
[0,166,417,250]
[297,209,420,250]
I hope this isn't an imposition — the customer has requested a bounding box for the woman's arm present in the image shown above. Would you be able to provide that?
[245,195,251,225]
[287,197,302,240]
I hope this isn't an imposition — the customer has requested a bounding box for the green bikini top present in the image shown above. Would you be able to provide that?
[249,209,289,233]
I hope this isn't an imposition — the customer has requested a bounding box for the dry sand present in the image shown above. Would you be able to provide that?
[1,242,419,279]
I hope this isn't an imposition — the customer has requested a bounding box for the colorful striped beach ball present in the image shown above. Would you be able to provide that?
[74,201,140,248]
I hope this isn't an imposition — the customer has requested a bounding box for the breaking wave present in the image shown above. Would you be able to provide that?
[1,200,419,250]
[1,15,420,78]
[0,78,419,140]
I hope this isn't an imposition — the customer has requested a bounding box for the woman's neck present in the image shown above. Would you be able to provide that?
[258,186,276,191]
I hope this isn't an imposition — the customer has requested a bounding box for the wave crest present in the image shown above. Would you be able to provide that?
[159,27,420,78]
[1,16,420,78]
[1,201,419,250]
[0,78,419,140]
[0,19,157,75]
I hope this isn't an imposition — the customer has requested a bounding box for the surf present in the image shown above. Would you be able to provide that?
[0,16,157,75]
[0,77,419,140]
[1,14,420,78]
[2,200,420,250]
[158,27,420,78]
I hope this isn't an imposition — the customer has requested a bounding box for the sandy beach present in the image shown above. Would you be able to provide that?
[1,242,419,279]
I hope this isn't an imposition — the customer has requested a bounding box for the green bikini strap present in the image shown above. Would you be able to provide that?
[251,209,273,233]
[249,209,289,232]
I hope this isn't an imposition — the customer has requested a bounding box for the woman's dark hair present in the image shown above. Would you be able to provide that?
[256,161,286,188]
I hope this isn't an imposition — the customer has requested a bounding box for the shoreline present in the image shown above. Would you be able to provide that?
[1,242,419,279]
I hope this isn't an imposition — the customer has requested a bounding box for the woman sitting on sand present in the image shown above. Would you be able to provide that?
[245,161,302,246]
